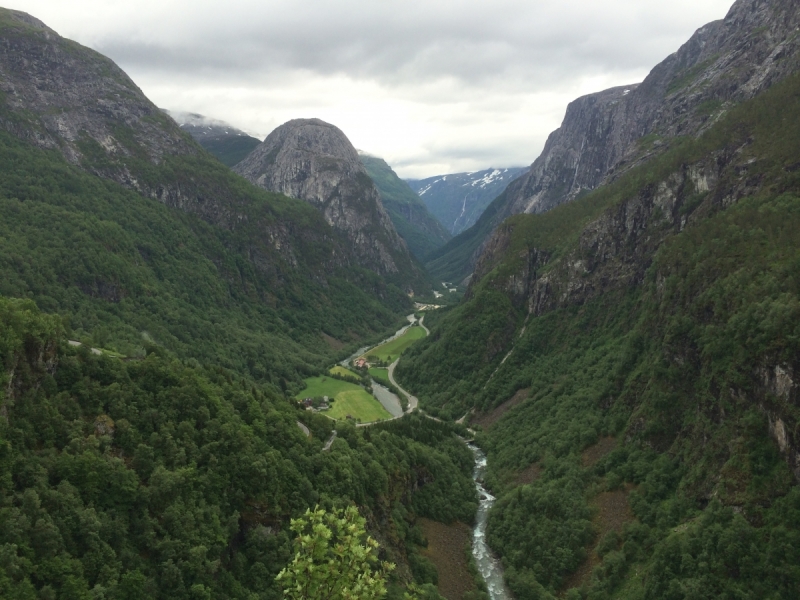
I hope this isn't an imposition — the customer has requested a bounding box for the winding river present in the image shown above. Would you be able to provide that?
[468,442,512,600]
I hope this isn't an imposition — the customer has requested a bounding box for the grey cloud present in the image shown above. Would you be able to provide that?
[92,0,734,91]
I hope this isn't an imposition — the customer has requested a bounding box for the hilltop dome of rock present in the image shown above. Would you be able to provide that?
[235,118,422,283]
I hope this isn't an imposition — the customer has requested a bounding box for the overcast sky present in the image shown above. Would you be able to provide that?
[13,0,734,178]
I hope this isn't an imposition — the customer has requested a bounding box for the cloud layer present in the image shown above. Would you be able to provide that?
[12,0,735,177]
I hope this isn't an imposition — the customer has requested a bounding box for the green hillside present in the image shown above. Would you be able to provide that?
[200,135,262,168]
[423,189,509,283]
[361,155,451,260]
[0,130,412,390]
[0,297,476,598]
[398,73,800,598]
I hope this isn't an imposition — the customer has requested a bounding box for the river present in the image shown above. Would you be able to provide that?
[468,442,512,600]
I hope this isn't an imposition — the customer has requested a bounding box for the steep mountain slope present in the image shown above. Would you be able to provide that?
[0,8,416,381]
[428,0,800,283]
[398,65,800,598]
[407,168,525,235]
[360,154,451,260]
[234,119,428,291]
[167,110,261,167]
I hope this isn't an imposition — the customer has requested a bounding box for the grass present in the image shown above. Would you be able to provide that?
[330,365,360,379]
[326,390,392,423]
[296,376,391,423]
[364,325,427,362]
[369,367,390,386]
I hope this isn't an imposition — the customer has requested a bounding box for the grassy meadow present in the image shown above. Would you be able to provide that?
[369,367,391,386]
[296,376,391,423]
[329,365,360,379]
[364,325,427,362]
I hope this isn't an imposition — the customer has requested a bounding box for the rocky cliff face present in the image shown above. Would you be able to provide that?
[467,70,800,479]
[436,0,800,282]
[235,119,421,281]
[0,10,195,175]
[505,0,800,218]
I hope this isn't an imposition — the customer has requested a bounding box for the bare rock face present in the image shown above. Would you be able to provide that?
[235,119,415,278]
[0,9,195,174]
[504,0,800,219]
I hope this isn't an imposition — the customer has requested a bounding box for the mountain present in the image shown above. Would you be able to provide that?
[166,110,261,167]
[427,0,800,284]
[0,9,472,598]
[0,7,422,379]
[398,0,800,596]
[233,119,427,291]
[407,167,526,236]
[359,154,451,260]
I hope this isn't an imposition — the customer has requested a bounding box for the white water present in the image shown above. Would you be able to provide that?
[468,442,512,600]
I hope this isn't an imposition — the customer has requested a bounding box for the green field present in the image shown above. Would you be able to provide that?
[369,367,390,386]
[296,376,391,423]
[363,326,427,362]
[330,365,360,379]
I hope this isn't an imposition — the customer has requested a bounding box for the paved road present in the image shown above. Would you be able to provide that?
[296,421,310,437]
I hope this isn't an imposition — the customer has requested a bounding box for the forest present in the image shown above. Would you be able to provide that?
[397,73,800,598]
[0,297,478,599]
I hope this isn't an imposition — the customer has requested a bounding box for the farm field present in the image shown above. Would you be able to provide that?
[330,365,361,379]
[369,367,390,386]
[296,376,391,423]
[363,325,427,363]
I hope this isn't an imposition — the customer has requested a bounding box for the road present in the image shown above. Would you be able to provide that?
[296,421,310,437]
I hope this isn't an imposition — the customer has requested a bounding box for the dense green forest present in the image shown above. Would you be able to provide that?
[398,74,800,598]
[0,297,477,598]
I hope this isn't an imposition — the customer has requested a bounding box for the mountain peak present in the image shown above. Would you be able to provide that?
[0,9,54,33]
[235,118,424,286]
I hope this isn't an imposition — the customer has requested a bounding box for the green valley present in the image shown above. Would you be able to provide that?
[3,1,800,599]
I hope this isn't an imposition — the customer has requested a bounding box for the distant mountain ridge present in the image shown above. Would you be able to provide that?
[407,167,526,235]
[359,154,451,260]
[166,110,261,167]
[427,0,800,283]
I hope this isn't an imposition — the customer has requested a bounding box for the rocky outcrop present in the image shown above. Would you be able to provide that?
[235,119,419,279]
